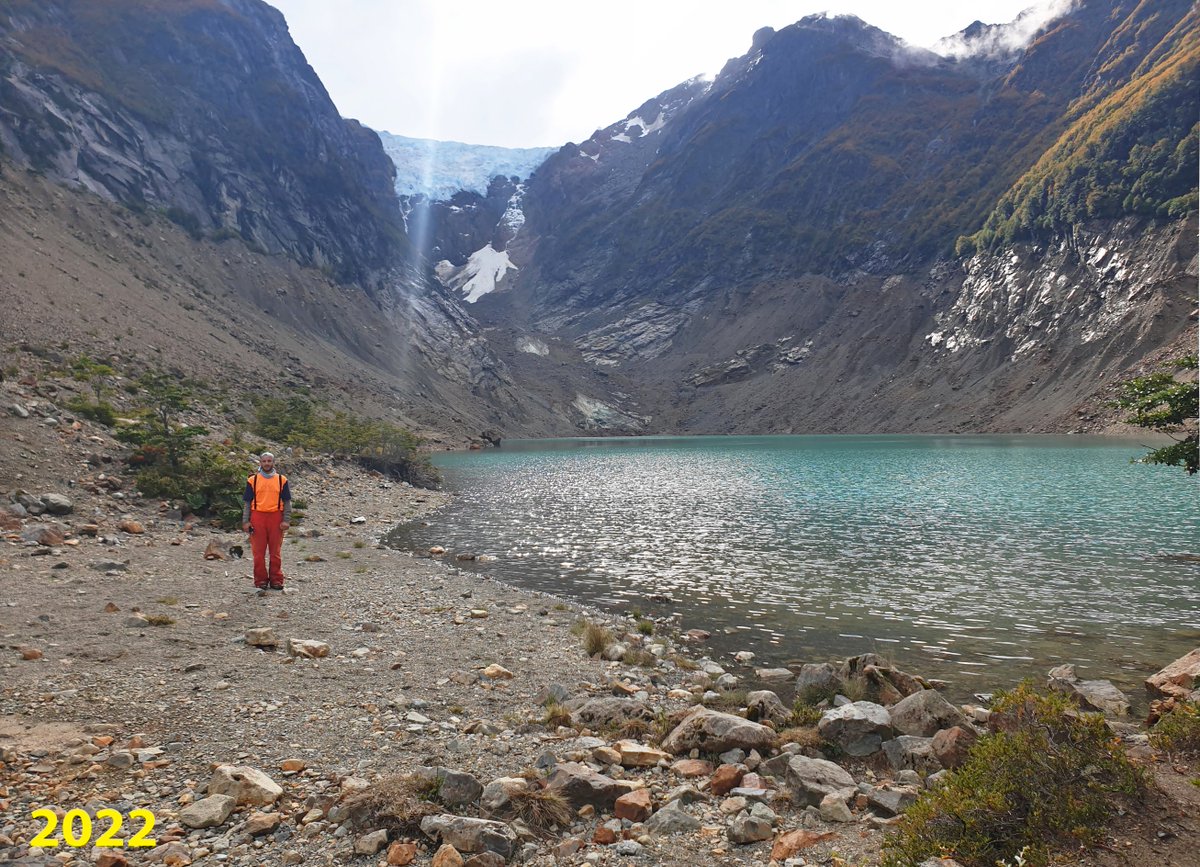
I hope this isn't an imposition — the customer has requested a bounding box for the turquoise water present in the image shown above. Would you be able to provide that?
[390,436,1199,699]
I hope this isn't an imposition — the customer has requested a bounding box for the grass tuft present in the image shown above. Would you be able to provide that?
[581,621,614,657]
[344,774,442,836]
[509,786,573,831]
[1150,701,1200,756]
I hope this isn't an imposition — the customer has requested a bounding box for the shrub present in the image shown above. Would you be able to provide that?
[790,700,824,728]
[509,787,572,830]
[1150,702,1200,756]
[541,701,573,730]
[581,621,614,657]
[623,648,658,668]
[66,396,117,426]
[636,618,655,635]
[343,774,442,836]
[882,683,1144,867]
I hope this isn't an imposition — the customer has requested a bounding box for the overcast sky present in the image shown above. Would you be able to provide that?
[266,1,1068,149]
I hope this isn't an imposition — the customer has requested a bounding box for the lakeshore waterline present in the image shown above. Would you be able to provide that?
[390,435,1199,701]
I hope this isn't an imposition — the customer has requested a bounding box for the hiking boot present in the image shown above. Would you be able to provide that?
[269,583,284,591]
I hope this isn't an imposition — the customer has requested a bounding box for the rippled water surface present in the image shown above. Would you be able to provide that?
[390,436,1199,698]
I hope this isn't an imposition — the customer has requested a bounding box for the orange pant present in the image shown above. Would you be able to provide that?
[250,510,285,587]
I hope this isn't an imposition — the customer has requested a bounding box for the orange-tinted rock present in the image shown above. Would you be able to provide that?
[592,825,618,844]
[931,726,977,769]
[387,842,419,865]
[671,758,713,778]
[614,788,653,822]
[771,829,837,860]
[710,764,746,796]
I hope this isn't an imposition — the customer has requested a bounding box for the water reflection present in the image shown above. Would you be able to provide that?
[389,436,1200,700]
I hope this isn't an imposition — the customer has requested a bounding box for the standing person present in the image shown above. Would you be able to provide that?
[242,452,292,591]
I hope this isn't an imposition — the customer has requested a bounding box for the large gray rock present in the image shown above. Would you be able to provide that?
[795,663,841,698]
[643,801,701,836]
[882,736,943,776]
[867,784,919,816]
[567,697,655,728]
[419,815,516,859]
[660,707,776,755]
[727,813,773,843]
[480,777,531,819]
[1047,665,1130,716]
[40,493,73,515]
[179,794,236,829]
[208,765,282,806]
[544,762,630,810]
[745,690,792,726]
[817,701,893,755]
[890,690,969,737]
[415,767,484,807]
[783,756,856,807]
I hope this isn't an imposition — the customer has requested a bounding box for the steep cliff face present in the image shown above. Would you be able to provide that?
[429,0,1197,435]
[0,0,406,289]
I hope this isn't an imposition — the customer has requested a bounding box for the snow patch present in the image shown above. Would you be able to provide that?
[517,337,549,356]
[437,244,517,303]
[579,149,599,162]
[611,133,632,143]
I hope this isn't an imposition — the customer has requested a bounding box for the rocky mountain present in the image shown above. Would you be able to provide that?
[0,0,576,438]
[428,0,1198,434]
[377,131,555,200]
[0,0,1194,442]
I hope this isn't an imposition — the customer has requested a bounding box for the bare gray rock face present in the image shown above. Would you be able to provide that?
[882,735,943,776]
[643,801,702,836]
[817,701,893,755]
[660,707,777,755]
[795,662,841,698]
[889,689,969,736]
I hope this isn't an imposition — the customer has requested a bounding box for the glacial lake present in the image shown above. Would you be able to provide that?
[389,436,1200,701]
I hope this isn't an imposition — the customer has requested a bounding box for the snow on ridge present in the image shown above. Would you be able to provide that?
[500,185,527,234]
[624,112,667,136]
[611,133,632,143]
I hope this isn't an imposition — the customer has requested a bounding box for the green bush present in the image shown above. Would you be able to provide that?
[251,396,438,487]
[134,444,245,528]
[882,683,1143,867]
[1150,702,1200,755]
[65,396,117,426]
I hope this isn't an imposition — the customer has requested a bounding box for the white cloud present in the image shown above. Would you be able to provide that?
[932,0,1078,58]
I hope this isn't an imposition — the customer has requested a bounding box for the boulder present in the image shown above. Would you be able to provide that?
[614,789,653,822]
[728,813,773,843]
[208,765,282,806]
[671,759,713,778]
[355,829,389,856]
[40,493,73,515]
[771,829,837,860]
[867,784,919,816]
[863,663,930,705]
[431,845,463,867]
[179,794,236,829]
[783,756,855,806]
[795,663,841,698]
[415,767,484,807]
[890,690,968,736]
[710,764,746,796]
[643,801,701,836]
[745,690,792,726]
[882,736,943,776]
[1146,648,1200,701]
[819,792,854,823]
[817,701,893,755]
[1047,665,1130,716]
[660,707,776,755]
[615,740,671,768]
[567,697,654,729]
[21,523,64,546]
[244,628,279,648]
[419,815,517,859]
[930,726,978,769]
[841,653,889,680]
[479,777,530,819]
[287,639,330,658]
[544,762,629,810]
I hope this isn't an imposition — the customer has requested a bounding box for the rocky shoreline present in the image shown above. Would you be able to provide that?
[2,386,1198,867]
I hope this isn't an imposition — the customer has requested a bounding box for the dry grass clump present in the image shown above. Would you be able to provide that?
[145,614,175,626]
[509,786,572,831]
[789,700,824,728]
[344,774,442,836]
[622,648,657,667]
[777,726,823,750]
[669,653,700,672]
[636,618,655,635]
[541,701,573,731]
[581,621,614,657]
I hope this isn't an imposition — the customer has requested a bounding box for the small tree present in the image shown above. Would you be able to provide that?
[69,355,116,401]
[1113,355,1198,475]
